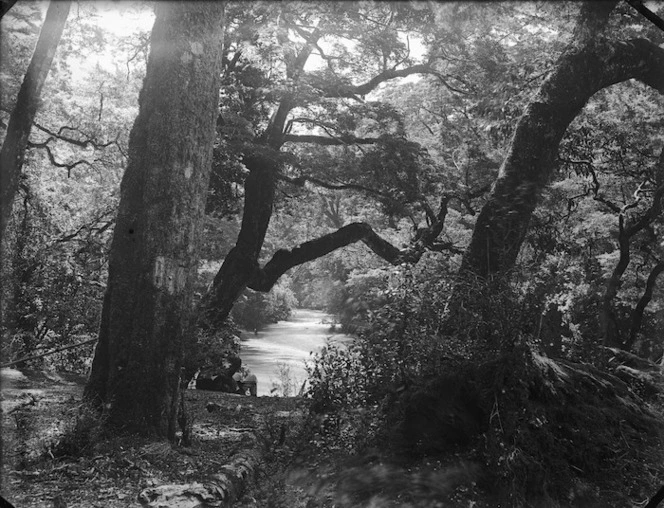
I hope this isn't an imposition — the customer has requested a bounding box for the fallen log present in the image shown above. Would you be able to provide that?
[138,450,259,508]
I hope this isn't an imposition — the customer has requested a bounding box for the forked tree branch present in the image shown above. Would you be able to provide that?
[27,141,94,176]
[33,121,116,149]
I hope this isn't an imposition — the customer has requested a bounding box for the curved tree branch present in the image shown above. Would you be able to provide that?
[205,201,460,320]
[250,187,460,294]
[248,208,462,294]
[460,15,664,279]
[626,262,664,349]
[33,121,116,149]
[626,0,664,32]
[27,140,93,176]
[247,222,400,291]
[314,63,459,98]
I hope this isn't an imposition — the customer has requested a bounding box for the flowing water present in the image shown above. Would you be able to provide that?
[239,308,352,396]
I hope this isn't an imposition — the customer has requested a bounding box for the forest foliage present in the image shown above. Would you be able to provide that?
[2,2,662,369]
[1,1,663,506]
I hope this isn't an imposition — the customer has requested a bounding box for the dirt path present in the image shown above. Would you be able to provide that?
[1,368,308,507]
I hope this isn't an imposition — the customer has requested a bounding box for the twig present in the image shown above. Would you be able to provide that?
[1,338,97,368]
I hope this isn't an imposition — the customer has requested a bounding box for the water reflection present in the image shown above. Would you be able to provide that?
[239,309,351,396]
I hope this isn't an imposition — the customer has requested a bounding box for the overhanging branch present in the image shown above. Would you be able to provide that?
[278,173,390,198]
[283,133,379,146]
[318,63,468,98]
[625,0,664,32]
[247,222,401,291]
[247,206,459,293]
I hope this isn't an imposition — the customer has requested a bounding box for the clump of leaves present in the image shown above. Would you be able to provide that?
[477,348,664,507]
[305,265,664,506]
[231,278,298,331]
[181,321,241,384]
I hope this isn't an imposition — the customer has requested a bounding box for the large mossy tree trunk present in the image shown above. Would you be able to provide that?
[84,3,224,439]
[459,2,664,280]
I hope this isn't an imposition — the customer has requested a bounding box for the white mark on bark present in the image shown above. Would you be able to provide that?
[181,52,193,64]
[184,163,193,179]
[153,256,188,294]
[154,256,166,287]
[188,223,196,253]
[190,42,204,55]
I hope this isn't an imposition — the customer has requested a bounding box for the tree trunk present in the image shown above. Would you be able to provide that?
[84,2,224,439]
[601,216,631,347]
[602,149,664,347]
[199,150,278,330]
[459,3,664,279]
[0,0,70,239]
[626,262,664,350]
[198,32,319,328]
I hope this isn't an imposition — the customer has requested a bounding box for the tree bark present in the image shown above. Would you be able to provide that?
[601,150,664,347]
[626,262,664,350]
[601,216,632,347]
[0,0,70,239]
[84,2,224,439]
[459,3,664,279]
[198,31,319,329]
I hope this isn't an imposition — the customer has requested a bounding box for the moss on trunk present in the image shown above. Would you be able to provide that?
[84,3,225,439]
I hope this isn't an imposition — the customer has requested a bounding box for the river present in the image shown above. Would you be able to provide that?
[239,308,352,396]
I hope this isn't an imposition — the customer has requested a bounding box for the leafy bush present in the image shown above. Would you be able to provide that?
[306,266,543,453]
[326,267,391,333]
[306,266,664,506]
[231,277,298,331]
[181,321,241,384]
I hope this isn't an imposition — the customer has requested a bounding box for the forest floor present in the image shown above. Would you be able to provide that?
[2,358,663,508]
[3,368,465,508]
[1,367,486,508]
[0,367,319,507]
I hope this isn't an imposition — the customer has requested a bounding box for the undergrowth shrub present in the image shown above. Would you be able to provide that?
[181,321,240,384]
[306,267,541,454]
[54,402,108,457]
[304,266,664,505]
[270,362,305,397]
[231,277,298,331]
[476,349,664,507]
